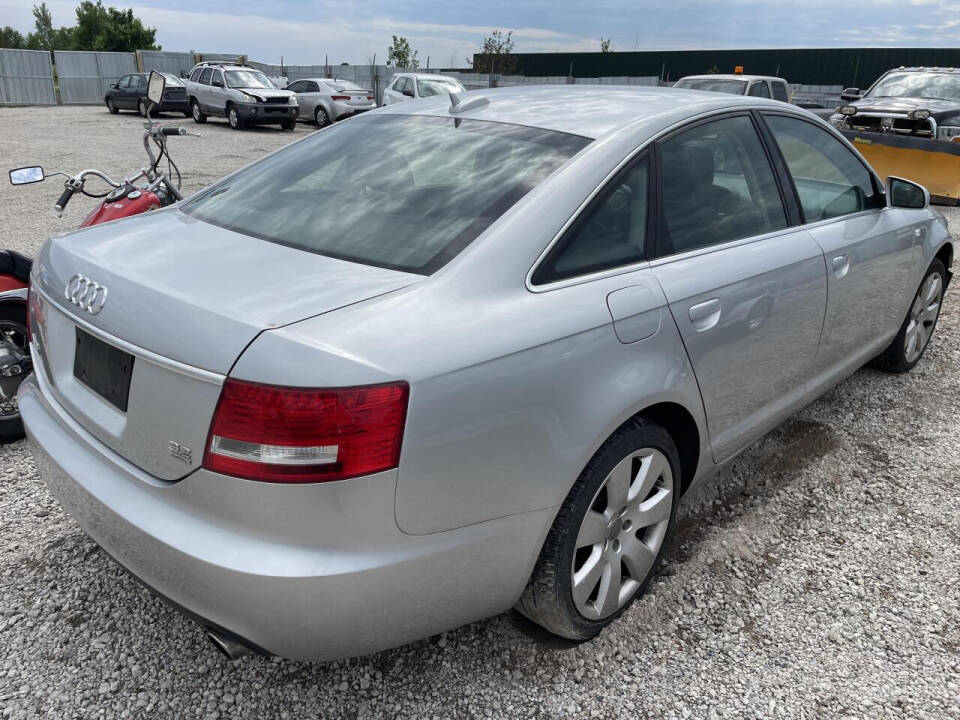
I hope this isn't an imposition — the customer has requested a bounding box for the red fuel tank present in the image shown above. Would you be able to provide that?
[80,190,161,227]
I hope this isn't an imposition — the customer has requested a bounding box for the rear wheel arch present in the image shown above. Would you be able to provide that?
[935,241,954,275]
[634,402,701,495]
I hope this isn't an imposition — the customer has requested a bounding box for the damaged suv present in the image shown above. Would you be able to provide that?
[184,62,298,130]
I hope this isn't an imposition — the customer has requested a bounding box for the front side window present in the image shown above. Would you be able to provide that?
[199,68,212,85]
[118,75,132,88]
[533,156,649,284]
[764,114,884,221]
[748,81,770,98]
[225,70,274,89]
[417,78,466,97]
[183,115,590,274]
[658,115,787,256]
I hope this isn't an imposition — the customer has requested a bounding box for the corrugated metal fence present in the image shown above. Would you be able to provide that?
[55,50,137,104]
[139,50,195,78]
[0,48,56,105]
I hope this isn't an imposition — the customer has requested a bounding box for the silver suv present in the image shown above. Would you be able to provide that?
[184,62,298,130]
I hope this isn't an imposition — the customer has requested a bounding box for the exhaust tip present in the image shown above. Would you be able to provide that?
[205,629,253,661]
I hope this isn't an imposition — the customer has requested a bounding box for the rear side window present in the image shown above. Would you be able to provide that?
[286,80,304,93]
[533,156,648,285]
[772,82,789,102]
[306,81,319,92]
[183,115,590,274]
[764,114,884,221]
[748,82,770,98]
[657,115,787,256]
[199,68,212,85]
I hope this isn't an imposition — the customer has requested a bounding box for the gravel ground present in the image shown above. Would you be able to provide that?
[1,105,959,720]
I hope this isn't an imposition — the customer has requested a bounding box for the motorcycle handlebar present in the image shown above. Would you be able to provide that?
[158,126,187,137]
[54,185,75,215]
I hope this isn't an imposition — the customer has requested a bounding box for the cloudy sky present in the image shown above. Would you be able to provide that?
[1,0,957,66]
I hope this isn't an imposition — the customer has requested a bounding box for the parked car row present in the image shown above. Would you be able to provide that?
[105,72,189,117]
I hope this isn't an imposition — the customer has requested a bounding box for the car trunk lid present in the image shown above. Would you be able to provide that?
[30,208,419,480]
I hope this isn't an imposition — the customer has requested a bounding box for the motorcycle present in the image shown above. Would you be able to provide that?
[1,71,195,442]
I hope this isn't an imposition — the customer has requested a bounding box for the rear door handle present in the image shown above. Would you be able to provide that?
[689,298,722,331]
[832,254,850,278]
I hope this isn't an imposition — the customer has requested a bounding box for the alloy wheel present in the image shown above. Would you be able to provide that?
[571,447,673,620]
[904,271,943,363]
[229,107,239,128]
[192,103,201,122]
[138,100,147,117]
[316,107,329,127]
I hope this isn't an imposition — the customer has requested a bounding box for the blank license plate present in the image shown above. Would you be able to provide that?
[73,327,135,412]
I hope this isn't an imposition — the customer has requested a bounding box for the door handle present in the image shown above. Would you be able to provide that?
[689,298,722,331]
[832,254,850,278]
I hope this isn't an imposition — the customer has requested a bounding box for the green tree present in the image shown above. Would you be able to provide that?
[73,1,158,52]
[0,26,25,49]
[600,37,612,53]
[25,3,73,50]
[386,35,418,69]
[472,30,516,75]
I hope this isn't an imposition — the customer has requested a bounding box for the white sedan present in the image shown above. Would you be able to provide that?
[381,73,465,105]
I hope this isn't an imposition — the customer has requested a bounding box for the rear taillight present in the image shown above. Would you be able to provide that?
[24,286,31,345]
[331,95,350,101]
[203,379,409,483]
[366,95,374,101]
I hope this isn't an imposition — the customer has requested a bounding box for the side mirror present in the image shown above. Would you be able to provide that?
[9,166,45,185]
[886,176,929,209]
[402,88,414,98]
[109,82,118,89]
[212,78,223,88]
[840,87,862,101]
[146,70,166,105]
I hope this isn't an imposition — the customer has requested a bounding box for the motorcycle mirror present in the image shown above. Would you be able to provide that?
[146,70,166,106]
[9,166,44,185]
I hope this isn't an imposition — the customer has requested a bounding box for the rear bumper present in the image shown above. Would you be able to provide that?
[330,103,375,121]
[235,102,297,125]
[158,99,189,113]
[19,370,552,661]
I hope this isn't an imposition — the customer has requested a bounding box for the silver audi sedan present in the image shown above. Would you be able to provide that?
[21,86,953,662]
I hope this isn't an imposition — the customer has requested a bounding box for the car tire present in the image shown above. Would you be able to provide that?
[516,416,680,640]
[106,98,119,114]
[138,99,148,117]
[191,100,207,124]
[281,118,296,131]
[227,105,244,130]
[874,258,947,373]
[315,106,330,127]
[182,110,192,118]
[0,302,28,444]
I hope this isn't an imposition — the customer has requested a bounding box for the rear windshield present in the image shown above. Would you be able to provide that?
[675,78,748,95]
[182,114,590,274]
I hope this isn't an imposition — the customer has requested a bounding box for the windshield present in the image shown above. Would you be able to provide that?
[325,80,363,91]
[182,115,590,274]
[225,70,274,89]
[674,78,748,95]
[866,71,960,101]
[417,78,466,97]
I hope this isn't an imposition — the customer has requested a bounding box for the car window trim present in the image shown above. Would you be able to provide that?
[529,149,654,287]
[750,109,803,226]
[651,109,792,261]
[526,105,796,293]
[757,109,886,225]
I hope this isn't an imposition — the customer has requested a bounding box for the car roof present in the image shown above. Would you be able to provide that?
[679,74,785,82]
[373,84,797,139]
[394,73,461,81]
[885,66,960,74]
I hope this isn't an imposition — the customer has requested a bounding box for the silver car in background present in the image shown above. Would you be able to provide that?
[287,77,376,126]
[381,72,466,105]
[21,86,953,662]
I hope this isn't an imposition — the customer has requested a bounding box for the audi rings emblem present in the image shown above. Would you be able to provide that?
[64,273,108,315]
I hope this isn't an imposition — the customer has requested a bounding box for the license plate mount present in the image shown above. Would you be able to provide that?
[73,327,135,412]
